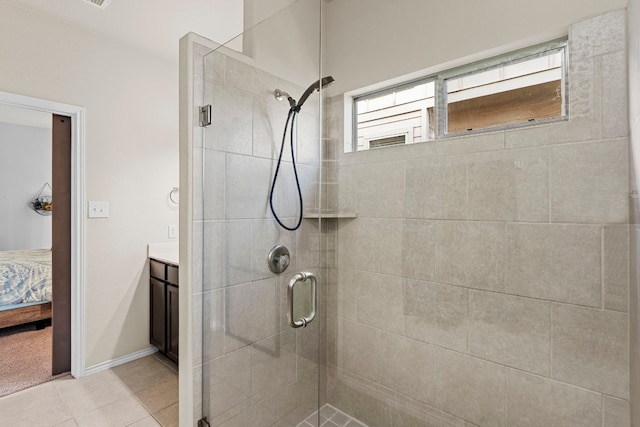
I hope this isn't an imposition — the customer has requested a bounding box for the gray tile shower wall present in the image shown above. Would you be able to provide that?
[325,9,631,427]
[630,0,640,423]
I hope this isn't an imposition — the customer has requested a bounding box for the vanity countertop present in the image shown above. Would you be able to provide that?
[148,242,179,266]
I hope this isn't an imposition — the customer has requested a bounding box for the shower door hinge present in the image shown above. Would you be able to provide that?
[197,418,210,427]
[199,105,212,127]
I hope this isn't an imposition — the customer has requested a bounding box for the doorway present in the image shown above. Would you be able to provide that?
[0,91,86,381]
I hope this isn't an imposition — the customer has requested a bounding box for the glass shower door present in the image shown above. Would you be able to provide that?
[198,1,323,425]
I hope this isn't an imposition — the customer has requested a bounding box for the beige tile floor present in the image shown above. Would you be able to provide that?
[0,353,178,427]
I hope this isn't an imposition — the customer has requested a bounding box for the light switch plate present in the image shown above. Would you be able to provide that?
[88,201,109,218]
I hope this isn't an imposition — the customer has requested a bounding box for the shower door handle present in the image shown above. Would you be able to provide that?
[287,272,317,328]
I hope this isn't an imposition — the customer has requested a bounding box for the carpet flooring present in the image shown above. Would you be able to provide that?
[0,323,62,397]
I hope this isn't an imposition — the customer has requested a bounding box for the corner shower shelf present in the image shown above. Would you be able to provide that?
[303,212,357,219]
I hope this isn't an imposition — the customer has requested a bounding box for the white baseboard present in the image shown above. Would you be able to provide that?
[84,347,158,376]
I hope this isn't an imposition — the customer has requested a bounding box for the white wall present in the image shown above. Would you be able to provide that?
[0,122,52,251]
[0,2,179,367]
[325,0,628,94]
[242,0,320,87]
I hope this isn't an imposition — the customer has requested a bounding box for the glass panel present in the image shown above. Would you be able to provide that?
[199,1,322,425]
[446,49,565,133]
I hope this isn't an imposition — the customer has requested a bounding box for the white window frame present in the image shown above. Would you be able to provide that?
[344,38,568,153]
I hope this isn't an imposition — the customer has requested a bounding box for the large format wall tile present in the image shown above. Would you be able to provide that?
[224,278,278,353]
[435,221,505,292]
[334,268,357,321]
[337,218,380,271]
[336,165,357,213]
[274,162,320,218]
[251,330,297,400]
[405,158,467,220]
[506,223,601,306]
[225,153,273,219]
[567,56,600,123]
[603,396,630,427]
[355,271,405,334]
[338,320,382,384]
[601,51,629,139]
[202,289,225,363]
[379,219,436,280]
[467,148,548,222]
[469,290,550,375]
[203,220,252,290]
[252,95,289,161]
[433,349,506,427]
[202,148,226,221]
[205,82,253,155]
[552,304,629,398]
[570,9,626,61]
[296,110,322,167]
[377,219,404,277]
[225,56,277,98]
[507,369,601,427]
[550,139,628,224]
[604,225,630,312]
[404,280,468,352]
[381,333,437,406]
[203,50,226,84]
[355,161,405,218]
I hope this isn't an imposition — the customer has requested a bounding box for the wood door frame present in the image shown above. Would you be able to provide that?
[0,91,86,378]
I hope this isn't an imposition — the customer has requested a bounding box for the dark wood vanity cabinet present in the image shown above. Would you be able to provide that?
[149,258,179,363]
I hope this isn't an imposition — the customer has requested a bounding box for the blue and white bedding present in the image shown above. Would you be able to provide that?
[0,249,52,307]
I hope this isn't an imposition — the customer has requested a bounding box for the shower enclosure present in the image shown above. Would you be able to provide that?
[182,1,632,426]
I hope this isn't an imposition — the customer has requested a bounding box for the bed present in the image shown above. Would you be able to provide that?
[0,249,52,329]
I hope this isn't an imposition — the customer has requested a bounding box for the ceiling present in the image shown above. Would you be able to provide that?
[7,0,246,62]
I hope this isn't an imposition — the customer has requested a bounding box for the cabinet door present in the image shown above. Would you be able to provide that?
[166,284,179,363]
[150,277,166,351]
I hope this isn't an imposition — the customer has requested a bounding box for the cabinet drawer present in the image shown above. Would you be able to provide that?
[150,259,166,280]
[167,265,179,286]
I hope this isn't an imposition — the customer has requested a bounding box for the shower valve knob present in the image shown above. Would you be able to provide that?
[268,244,290,274]
[277,255,290,269]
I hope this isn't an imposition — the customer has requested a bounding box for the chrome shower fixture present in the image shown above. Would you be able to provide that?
[274,88,289,101]
[270,75,336,231]
[274,89,296,108]
[274,75,335,112]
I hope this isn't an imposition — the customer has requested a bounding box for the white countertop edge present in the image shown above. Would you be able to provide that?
[148,242,179,265]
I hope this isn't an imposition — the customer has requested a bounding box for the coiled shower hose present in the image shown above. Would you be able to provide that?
[269,107,304,231]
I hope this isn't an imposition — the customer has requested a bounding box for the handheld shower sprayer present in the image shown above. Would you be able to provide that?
[295,76,335,111]
[270,75,335,231]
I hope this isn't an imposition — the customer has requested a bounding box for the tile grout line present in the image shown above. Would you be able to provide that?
[51,380,78,426]
[601,226,606,309]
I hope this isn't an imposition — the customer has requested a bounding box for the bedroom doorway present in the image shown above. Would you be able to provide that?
[0,91,86,390]
[0,107,71,394]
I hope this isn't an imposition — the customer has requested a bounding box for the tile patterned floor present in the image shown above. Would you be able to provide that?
[0,353,178,427]
[297,404,368,427]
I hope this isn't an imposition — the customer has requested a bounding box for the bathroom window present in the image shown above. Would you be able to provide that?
[347,39,567,152]
[445,49,565,134]
[354,81,435,151]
